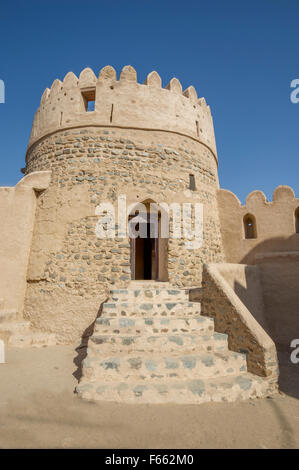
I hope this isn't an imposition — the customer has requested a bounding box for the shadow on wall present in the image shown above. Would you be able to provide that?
[73,302,106,382]
[235,236,299,399]
[241,234,299,265]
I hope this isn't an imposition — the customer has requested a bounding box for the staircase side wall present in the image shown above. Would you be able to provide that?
[201,263,279,380]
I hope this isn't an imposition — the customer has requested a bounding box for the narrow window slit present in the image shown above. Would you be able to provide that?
[189,174,196,191]
[243,214,257,239]
[110,104,114,123]
[295,208,299,233]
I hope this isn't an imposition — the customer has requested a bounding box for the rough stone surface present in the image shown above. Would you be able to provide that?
[76,282,277,403]
[0,65,291,402]
[201,264,279,379]
[24,123,223,340]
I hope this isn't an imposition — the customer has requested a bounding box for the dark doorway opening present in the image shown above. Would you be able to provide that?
[130,217,158,280]
[129,201,168,282]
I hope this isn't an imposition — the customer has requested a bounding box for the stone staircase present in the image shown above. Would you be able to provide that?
[0,300,56,348]
[76,282,274,404]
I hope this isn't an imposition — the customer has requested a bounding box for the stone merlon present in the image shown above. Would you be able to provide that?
[27,65,217,162]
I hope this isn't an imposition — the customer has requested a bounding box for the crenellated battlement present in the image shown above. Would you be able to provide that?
[217,185,299,264]
[218,185,298,209]
[28,65,217,160]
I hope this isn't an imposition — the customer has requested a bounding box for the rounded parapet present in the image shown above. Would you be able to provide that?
[27,65,217,161]
[183,86,198,102]
[166,77,183,94]
[272,185,295,202]
[220,186,298,211]
[98,65,117,81]
[79,68,97,88]
[119,65,137,82]
[40,88,50,105]
[144,71,162,88]
[246,190,268,208]
[63,71,78,89]
[217,189,242,208]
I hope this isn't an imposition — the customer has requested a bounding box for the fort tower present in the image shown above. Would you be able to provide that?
[24,65,224,342]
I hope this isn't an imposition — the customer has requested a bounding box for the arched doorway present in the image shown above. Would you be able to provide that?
[128,200,168,281]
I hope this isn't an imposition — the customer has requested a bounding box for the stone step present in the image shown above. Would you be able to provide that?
[89,332,228,354]
[82,351,247,382]
[0,321,31,334]
[78,280,276,404]
[77,373,275,404]
[94,316,214,335]
[129,281,172,288]
[102,301,200,317]
[0,309,20,323]
[8,332,57,348]
[110,287,189,302]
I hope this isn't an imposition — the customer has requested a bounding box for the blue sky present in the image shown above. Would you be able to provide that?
[0,0,298,203]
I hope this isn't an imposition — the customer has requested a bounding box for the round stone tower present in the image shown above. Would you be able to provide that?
[24,65,224,342]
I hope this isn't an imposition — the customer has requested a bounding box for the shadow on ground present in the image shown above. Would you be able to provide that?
[73,302,105,382]
[276,350,299,399]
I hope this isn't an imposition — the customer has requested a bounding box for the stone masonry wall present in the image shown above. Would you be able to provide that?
[24,126,224,343]
[201,264,279,381]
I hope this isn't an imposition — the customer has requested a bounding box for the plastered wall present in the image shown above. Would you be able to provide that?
[217,186,299,350]
[217,185,299,264]
[27,65,217,160]
[256,252,299,350]
[0,172,51,313]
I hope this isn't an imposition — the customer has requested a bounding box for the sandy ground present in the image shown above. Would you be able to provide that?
[0,344,299,449]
